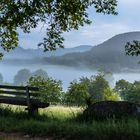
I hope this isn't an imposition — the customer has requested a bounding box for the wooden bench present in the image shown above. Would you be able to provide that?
[0,85,49,114]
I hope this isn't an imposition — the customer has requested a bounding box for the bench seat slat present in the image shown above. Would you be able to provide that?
[0,90,40,97]
[0,90,26,96]
[0,96,49,108]
[0,85,39,91]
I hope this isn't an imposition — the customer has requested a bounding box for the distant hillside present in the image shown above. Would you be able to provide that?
[0,45,93,59]
[45,32,140,72]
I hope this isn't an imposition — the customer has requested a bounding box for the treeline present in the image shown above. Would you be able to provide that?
[45,52,140,72]
[0,70,140,106]
[0,69,48,85]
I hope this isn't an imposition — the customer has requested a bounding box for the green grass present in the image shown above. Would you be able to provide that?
[0,105,140,140]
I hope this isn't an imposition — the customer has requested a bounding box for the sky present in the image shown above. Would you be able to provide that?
[19,0,140,49]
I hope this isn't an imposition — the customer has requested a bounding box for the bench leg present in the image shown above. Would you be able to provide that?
[26,107,38,115]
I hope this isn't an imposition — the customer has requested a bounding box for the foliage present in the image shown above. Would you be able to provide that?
[0,106,140,140]
[115,79,140,104]
[126,81,140,104]
[103,88,120,101]
[66,73,119,106]
[28,76,63,104]
[86,74,110,102]
[115,79,132,100]
[125,40,140,56]
[0,0,117,57]
[0,72,3,83]
[13,69,32,85]
[65,81,90,106]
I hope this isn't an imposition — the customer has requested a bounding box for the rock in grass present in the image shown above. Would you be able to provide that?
[83,101,140,120]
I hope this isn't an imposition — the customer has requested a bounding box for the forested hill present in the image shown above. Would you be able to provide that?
[45,32,140,72]
[0,45,93,59]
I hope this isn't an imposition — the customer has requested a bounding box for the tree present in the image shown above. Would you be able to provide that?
[66,80,90,106]
[115,79,140,104]
[103,88,120,101]
[126,81,140,104]
[0,0,117,58]
[32,69,48,79]
[66,73,119,106]
[80,74,110,103]
[0,73,3,84]
[28,76,63,104]
[13,69,32,85]
[114,79,132,100]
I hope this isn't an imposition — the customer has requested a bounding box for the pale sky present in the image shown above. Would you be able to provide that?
[19,0,140,49]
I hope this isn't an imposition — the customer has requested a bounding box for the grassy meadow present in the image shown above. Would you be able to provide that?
[0,105,140,140]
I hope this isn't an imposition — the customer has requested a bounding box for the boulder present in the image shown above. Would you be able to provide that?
[83,101,140,120]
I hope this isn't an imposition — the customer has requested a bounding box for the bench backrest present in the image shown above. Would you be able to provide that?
[0,85,40,107]
[0,85,39,96]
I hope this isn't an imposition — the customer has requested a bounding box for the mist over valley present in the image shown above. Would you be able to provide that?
[1,32,140,90]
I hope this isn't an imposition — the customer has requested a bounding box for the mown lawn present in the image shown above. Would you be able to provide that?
[0,105,140,140]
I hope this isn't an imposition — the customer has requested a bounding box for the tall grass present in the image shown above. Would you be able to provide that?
[0,105,140,140]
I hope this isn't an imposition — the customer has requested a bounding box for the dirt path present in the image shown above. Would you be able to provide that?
[0,132,55,140]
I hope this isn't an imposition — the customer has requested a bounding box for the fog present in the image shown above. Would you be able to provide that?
[0,63,140,91]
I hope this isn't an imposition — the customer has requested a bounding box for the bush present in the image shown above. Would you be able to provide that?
[28,76,63,105]
[82,101,140,121]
